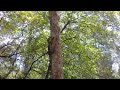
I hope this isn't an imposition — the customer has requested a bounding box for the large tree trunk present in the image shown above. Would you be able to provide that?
[49,11,63,79]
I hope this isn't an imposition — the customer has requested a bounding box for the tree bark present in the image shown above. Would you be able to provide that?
[49,11,63,79]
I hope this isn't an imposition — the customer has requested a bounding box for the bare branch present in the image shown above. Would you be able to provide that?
[23,52,48,79]
[60,19,78,34]
[60,20,71,33]
[0,55,9,58]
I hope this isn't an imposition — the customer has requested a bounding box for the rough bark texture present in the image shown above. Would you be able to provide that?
[49,11,63,79]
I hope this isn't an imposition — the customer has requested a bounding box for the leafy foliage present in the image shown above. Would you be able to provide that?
[0,11,120,79]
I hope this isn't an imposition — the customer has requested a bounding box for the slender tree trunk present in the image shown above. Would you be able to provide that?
[49,11,63,79]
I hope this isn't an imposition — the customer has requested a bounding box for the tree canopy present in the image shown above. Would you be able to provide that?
[0,11,120,79]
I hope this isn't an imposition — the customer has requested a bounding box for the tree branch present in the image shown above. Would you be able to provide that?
[60,20,70,33]
[60,20,78,34]
[23,52,48,79]
[0,43,12,50]
[60,20,71,33]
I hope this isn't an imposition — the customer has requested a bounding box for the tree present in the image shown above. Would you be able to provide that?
[48,11,63,79]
